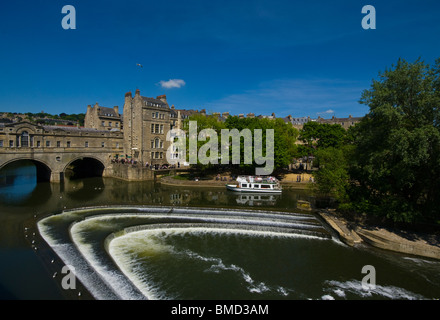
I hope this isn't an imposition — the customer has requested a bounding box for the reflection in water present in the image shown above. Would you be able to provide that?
[64,178,105,201]
[0,161,39,205]
[235,193,279,206]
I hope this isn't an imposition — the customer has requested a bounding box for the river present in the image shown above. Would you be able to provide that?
[1,161,440,300]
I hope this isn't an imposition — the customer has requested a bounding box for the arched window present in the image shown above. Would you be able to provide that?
[20,131,29,147]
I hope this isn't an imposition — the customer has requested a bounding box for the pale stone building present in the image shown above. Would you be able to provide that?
[316,115,361,129]
[122,89,171,166]
[0,121,123,151]
[84,103,122,131]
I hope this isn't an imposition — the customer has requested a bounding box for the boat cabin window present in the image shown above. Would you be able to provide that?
[261,185,270,189]
[242,184,248,188]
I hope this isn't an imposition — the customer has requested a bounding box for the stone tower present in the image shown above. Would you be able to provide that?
[123,89,171,165]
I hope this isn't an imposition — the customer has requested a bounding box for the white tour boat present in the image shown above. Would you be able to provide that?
[226,176,282,193]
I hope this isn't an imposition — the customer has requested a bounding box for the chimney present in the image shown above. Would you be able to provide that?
[157,95,167,104]
[171,105,175,109]
[222,112,230,119]
[113,106,119,115]
[135,89,140,97]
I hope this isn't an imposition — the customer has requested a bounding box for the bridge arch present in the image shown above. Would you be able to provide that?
[63,156,106,180]
[0,158,52,182]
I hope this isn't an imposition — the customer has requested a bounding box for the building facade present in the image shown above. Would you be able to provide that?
[122,89,171,166]
[0,121,123,150]
[84,103,122,131]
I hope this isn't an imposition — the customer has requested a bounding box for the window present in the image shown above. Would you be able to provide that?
[151,152,154,159]
[160,124,164,134]
[67,141,71,148]
[109,122,112,127]
[85,141,89,148]
[46,141,51,147]
[151,124,154,133]
[155,124,159,133]
[155,152,159,159]
[156,112,159,118]
[102,121,105,127]
[152,112,155,118]
[116,122,119,127]
[0,140,3,147]
[160,152,163,159]
[155,138,160,148]
[151,140,154,148]
[20,131,29,147]
[101,142,105,148]
[116,142,119,149]
[37,141,41,148]
[57,141,61,148]
[9,140,13,147]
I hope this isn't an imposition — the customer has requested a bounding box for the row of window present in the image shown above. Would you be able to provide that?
[101,121,120,127]
[152,112,166,119]
[151,151,164,159]
[151,138,164,149]
[0,139,121,149]
[151,123,164,134]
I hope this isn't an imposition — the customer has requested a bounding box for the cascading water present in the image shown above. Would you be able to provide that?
[37,206,438,300]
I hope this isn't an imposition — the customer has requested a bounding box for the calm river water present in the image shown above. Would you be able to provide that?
[1,161,440,300]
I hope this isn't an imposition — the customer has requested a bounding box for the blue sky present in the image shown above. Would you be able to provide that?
[0,0,439,118]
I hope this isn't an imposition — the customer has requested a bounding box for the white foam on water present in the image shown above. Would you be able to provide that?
[38,207,332,300]
[182,248,273,294]
[324,279,427,300]
[108,230,178,300]
[70,219,149,300]
[108,227,306,299]
[38,224,117,300]
[334,288,346,298]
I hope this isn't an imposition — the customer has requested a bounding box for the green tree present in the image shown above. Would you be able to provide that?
[299,121,347,149]
[182,115,298,174]
[351,58,440,223]
[313,145,354,203]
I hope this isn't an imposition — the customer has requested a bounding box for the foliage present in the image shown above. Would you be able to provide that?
[2,111,85,126]
[182,115,299,174]
[315,58,440,224]
[299,121,348,149]
[350,58,440,223]
[312,145,354,202]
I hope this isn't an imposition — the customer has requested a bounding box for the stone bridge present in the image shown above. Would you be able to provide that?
[0,147,115,182]
[0,121,126,182]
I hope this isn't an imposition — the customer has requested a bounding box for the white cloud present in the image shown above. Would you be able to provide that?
[159,79,186,89]
[317,109,335,115]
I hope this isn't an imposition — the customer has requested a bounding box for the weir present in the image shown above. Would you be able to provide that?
[38,206,334,300]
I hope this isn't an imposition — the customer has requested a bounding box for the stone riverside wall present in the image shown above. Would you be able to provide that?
[107,163,155,181]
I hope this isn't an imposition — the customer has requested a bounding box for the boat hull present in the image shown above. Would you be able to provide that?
[226,184,282,194]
